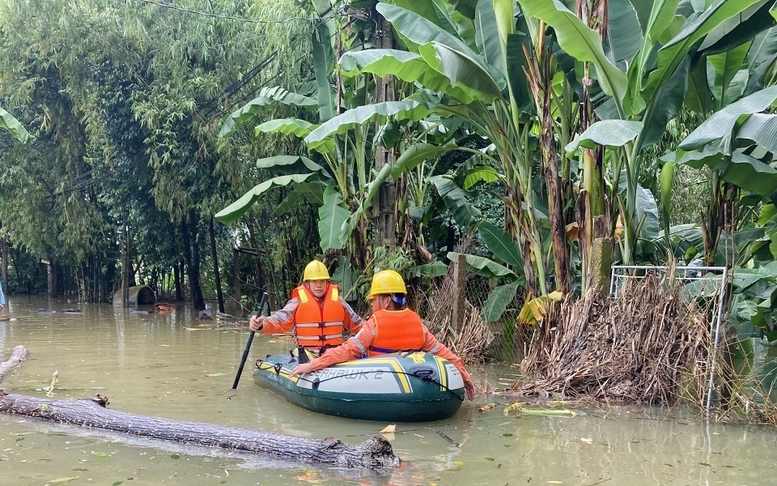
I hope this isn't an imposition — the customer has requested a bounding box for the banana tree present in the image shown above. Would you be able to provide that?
[337,0,554,296]
[540,0,769,266]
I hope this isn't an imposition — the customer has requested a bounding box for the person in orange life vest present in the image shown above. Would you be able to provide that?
[289,269,476,400]
[248,260,364,352]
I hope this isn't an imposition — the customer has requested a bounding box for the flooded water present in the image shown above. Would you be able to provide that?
[1,296,776,486]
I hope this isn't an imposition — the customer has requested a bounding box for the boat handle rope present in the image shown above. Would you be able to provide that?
[255,359,464,401]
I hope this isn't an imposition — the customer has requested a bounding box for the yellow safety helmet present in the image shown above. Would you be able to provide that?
[303,260,330,281]
[367,270,407,300]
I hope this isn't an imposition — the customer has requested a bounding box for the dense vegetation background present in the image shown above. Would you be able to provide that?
[1,0,776,349]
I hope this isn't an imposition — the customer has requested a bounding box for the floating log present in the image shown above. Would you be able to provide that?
[0,391,398,469]
[0,345,29,382]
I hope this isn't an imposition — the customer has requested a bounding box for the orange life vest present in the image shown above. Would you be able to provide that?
[292,284,345,349]
[368,308,426,356]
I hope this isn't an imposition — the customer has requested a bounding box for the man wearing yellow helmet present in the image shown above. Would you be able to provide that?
[290,269,476,400]
[249,260,364,354]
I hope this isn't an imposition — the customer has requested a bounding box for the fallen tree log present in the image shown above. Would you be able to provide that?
[0,391,398,469]
[0,345,29,382]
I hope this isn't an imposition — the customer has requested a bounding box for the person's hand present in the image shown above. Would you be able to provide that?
[290,363,314,377]
[249,315,265,332]
[464,380,476,400]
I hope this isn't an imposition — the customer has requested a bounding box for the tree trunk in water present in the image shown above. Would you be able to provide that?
[2,229,7,295]
[210,216,225,313]
[181,213,205,310]
[0,392,398,469]
[233,248,242,317]
[0,345,29,382]
[121,225,129,307]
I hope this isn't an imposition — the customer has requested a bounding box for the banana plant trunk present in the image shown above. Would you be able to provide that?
[373,13,396,249]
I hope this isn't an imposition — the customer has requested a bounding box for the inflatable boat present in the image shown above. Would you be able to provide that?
[253,352,465,422]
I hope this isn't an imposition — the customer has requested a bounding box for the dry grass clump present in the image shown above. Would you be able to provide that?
[516,273,712,406]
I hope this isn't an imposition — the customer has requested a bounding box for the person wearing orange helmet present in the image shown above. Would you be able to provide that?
[290,269,476,400]
[249,260,363,354]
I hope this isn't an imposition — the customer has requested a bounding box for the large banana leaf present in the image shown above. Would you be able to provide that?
[679,85,777,152]
[624,0,681,115]
[474,0,505,75]
[721,152,777,197]
[481,281,522,322]
[707,41,751,108]
[463,165,499,189]
[672,146,777,197]
[254,155,328,177]
[304,100,433,149]
[255,118,316,138]
[0,106,30,143]
[418,42,503,102]
[737,113,777,154]
[517,0,628,103]
[376,3,505,89]
[312,22,336,122]
[215,173,318,224]
[643,0,763,102]
[744,27,777,95]
[391,142,453,178]
[607,0,643,64]
[430,175,482,231]
[219,87,317,137]
[340,49,479,103]
[638,54,690,150]
[446,251,517,279]
[565,120,643,152]
[478,221,523,269]
[318,186,349,251]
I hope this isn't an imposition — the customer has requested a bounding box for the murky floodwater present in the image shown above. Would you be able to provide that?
[1,296,776,486]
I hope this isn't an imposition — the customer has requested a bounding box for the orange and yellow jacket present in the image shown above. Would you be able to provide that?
[259,283,363,349]
[306,307,472,383]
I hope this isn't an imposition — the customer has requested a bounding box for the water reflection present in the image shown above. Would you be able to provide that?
[1,296,776,485]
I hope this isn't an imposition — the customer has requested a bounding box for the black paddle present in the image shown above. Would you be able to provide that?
[231,291,268,390]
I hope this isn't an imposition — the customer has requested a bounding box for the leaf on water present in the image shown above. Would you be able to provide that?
[380,424,396,434]
[485,457,495,461]
[501,433,513,437]
[15,436,24,442]
[112,482,124,486]
[171,454,180,459]
[47,477,78,484]
[91,451,108,462]
[205,373,226,377]
[546,482,564,484]
[72,468,88,472]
